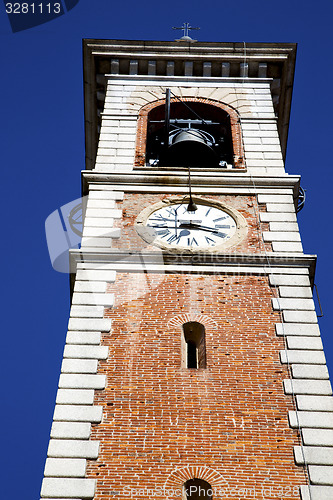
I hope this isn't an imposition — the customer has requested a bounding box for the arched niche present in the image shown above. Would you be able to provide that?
[182,321,206,369]
[135,97,244,169]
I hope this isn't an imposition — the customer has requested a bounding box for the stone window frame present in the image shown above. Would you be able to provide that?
[135,97,245,169]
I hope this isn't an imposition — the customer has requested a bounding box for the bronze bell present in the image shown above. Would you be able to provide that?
[165,128,219,168]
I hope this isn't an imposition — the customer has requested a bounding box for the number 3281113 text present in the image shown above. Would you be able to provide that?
[5,3,61,14]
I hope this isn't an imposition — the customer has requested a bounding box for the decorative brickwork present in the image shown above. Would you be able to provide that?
[86,273,307,500]
[134,98,245,169]
[164,465,226,490]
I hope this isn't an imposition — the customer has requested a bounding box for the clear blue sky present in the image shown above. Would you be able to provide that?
[0,1,332,498]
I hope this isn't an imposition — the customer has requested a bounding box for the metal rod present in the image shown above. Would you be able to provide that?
[169,90,209,126]
[164,88,171,150]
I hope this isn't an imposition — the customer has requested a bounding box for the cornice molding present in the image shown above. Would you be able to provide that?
[69,249,316,277]
[82,170,300,196]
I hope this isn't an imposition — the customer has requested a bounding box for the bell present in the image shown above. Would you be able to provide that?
[165,129,219,168]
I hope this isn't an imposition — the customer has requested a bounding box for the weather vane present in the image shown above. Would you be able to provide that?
[173,22,200,42]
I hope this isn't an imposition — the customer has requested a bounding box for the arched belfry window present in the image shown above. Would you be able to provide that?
[183,479,213,500]
[182,322,206,369]
[146,100,234,168]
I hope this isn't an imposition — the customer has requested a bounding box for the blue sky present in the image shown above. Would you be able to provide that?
[0,0,333,498]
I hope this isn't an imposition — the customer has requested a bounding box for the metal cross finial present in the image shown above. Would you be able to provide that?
[172,22,200,41]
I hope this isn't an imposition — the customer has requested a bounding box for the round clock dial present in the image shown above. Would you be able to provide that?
[145,202,237,249]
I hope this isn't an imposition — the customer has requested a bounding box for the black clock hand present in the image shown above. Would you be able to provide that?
[179,222,223,234]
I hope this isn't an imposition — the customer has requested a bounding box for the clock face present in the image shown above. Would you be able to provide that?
[145,202,237,249]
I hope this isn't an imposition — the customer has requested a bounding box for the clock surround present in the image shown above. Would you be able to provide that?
[135,197,248,253]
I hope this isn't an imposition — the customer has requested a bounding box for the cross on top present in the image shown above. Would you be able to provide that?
[172,22,200,40]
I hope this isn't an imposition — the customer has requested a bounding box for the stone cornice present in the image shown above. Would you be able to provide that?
[82,170,301,197]
[69,249,316,278]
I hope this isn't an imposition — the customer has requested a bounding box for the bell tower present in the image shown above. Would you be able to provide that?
[40,39,333,500]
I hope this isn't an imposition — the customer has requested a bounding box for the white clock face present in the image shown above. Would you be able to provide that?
[146,203,237,249]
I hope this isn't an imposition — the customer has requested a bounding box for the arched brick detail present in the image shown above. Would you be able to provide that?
[164,465,227,490]
[135,97,245,169]
[167,313,218,331]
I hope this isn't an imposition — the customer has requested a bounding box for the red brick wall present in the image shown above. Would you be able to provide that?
[113,193,271,253]
[86,273,306,500]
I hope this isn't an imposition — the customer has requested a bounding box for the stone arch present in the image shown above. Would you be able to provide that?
[134,97,244,169]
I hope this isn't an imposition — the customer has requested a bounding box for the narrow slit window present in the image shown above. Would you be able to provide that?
[187,340,197,368]
[182,322,206,369]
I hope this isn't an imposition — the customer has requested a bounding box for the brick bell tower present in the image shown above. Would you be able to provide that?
[40,39,333,500]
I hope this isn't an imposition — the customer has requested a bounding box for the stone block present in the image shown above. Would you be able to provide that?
[243,136,261,145]
[269,222,299,232]
[97,156,133,165]
[70,305,105,318]
[260,212,297,222]
[82,227,121,239]
[68,318,111,332]
[266,203,295,213]
[84,212,118,223]
[280,350,326,364]
[66,331,101,345]
[88,190,123,200]
[76,270,116,282]
[257,194,294,204]
[283,379,332,395]
[289,411,333,428]
[300,485,333,500]
[263,152,283,160]
[278,286,312,298]
[72,293,114,307]
[272,241,303,252]
[275,323,320,336]
[87,199,116,209]
[81,237,112,248]
[41,477,96,498]
[269,275,310,286]
[44,458,87,477]
[309,465,333,485]
[296,395,333,412]
[50,422,91,440]
[291,365,329,379]
[56,389,95,405]
[53,405,103,423]
[302,429,333,447]
[63,345,108,360]
[84,208,122,219]
[61,359,98,374]
[263,232,301,242]
[84,217,121,228]
[74,281,106,293]
[272,298,315,310]
[47,439,99,459]
[287,337,323,350]
[59,374,106,390]
[294,446,333,465]
[283,310,317,323]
